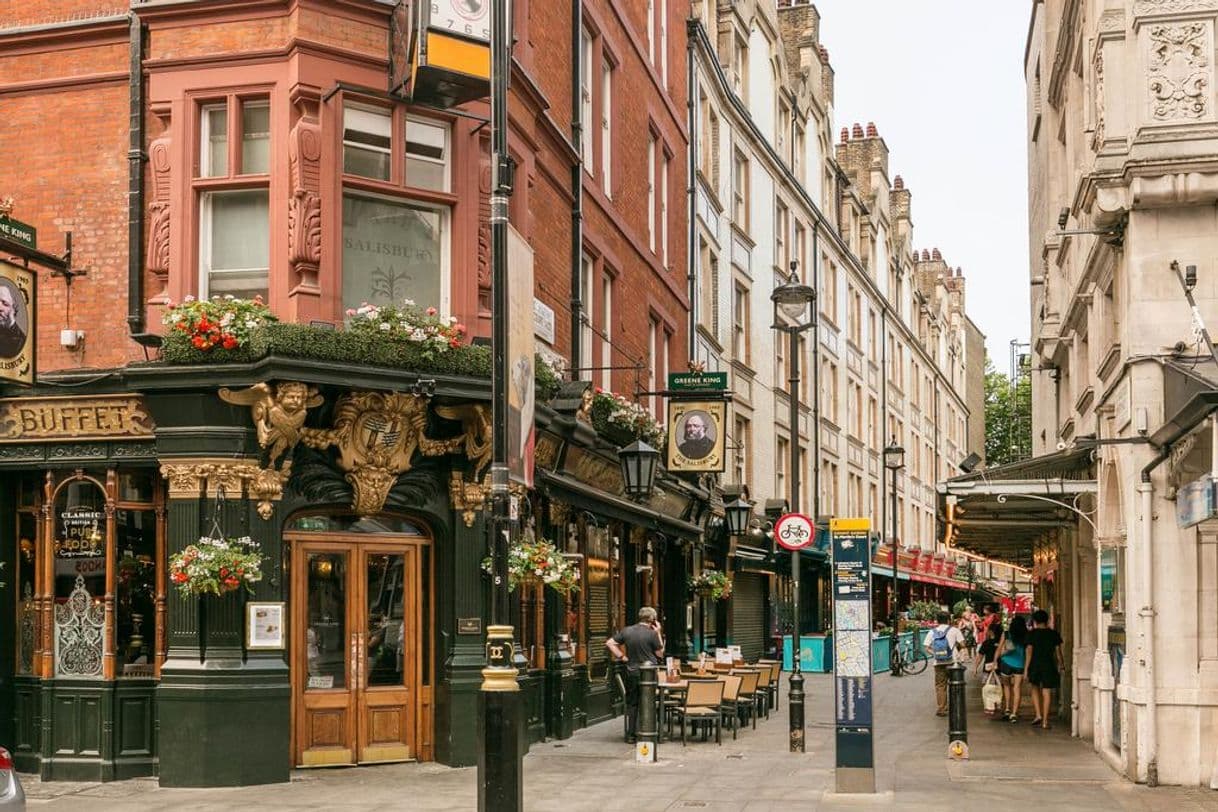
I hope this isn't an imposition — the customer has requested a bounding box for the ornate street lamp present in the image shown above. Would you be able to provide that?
[884,438,906,672]
[770,261,816,752]
[724,497,753,537]
[619,439,661,501]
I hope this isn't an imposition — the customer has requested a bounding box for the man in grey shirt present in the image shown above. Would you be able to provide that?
[606,607,665,743]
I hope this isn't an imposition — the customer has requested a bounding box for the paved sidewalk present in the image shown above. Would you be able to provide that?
[22,670,1218,811]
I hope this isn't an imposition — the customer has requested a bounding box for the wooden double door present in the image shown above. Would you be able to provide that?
[291,538,424,767]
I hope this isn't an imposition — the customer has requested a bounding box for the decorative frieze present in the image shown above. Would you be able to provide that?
[159,457,288,520]
[1147,21,1211,121]
[1135,0,1218,16]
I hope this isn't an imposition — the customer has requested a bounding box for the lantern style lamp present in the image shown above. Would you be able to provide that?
[724,497,753,537]
[883,440,906,472]
[619,439,660,501]
[770,266,816,323]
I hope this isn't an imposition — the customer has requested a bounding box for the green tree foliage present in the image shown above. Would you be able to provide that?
[984,355,1032,467]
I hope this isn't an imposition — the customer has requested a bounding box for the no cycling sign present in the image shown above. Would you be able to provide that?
[774,512,815,551]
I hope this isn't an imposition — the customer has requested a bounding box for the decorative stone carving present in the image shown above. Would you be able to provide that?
[146,135,172,292]
[1135,0,1218,14]
[433,402,493,476]
[219,381,324,470]
[1147,22,1210,121]
[159,458,289,520]
[288,116,322,287]
[301,392,476,515]
[450,471,488,527]
[1093,50,1106,147]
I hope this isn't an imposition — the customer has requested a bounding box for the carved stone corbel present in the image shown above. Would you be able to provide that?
[450,471,488,527]
[288,113,322,291]
[159,458,290,520]
[146,104,173,303]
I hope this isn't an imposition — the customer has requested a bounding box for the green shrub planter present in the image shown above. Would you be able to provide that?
[160,325,562,402]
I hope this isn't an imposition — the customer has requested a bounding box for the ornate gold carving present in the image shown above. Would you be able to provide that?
[158,458,288,520]
[0,395,154,443]
[576,387,594,424]
[219,382,323,470]
[450,471,488,527]
[434,403,493,476]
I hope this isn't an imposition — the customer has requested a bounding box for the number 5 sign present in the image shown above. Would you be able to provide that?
[774,513,815,551]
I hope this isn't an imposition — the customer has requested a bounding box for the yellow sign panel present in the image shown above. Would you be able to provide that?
[426,31,490,80]
[830,517,872,533]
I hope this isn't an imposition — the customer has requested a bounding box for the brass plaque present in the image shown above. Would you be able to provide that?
[0,395,154,443]
[457,617,482,635]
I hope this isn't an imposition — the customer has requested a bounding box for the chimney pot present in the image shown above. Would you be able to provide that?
[840,127,849,143]
[932,247,942,260]
[921,249,930,261]
[852,122,864,138]
[865,121,878,137]
[894,175,904,190]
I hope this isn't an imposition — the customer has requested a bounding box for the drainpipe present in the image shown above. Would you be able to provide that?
[126,14,146,335]
[1138,452,1166,786]
[569,0,584,374]
[686,22,698,362]
[1071,523,1081,738]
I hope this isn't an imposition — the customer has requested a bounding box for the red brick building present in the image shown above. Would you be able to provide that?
[0,0,696,786]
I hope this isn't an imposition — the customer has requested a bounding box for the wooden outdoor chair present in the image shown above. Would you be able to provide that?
[757,660,782,711]
[673,679,725,746]
[734,670,762,730]
[718,674,743,740]
[754,665,773,719]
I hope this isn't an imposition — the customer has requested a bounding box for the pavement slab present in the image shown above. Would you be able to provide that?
[20,670,1218,810]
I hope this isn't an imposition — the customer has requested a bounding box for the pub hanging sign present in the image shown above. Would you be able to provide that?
[0,260,36,387]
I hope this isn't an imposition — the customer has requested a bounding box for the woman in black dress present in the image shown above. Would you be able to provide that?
[1024,609,1063,729]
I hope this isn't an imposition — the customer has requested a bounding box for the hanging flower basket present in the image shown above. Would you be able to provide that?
[169,536,264,597]
[691,569,732,601]
[482,537,580,596]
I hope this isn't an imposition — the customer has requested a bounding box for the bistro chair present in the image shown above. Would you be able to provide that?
[614,672,630,742]
[718,674,744,740]
[753,666,773,719]
[758,660,781,711]
[734,670,762,730]
[673,679,724,746]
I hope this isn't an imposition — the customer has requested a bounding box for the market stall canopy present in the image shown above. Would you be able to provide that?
[937,446,1096,569]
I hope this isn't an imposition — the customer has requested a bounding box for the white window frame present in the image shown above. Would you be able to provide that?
[659,0,668,83]
[660,152,669,267]
[600,274,613,390]
[200,102,228,178]
[404,115,452,192]
[198,189,270,300]
[340,190,453,317]
[581,27,594,169]
[580,254,594,375]
[647,133,657,253]
[342,104,393,180]
[601,60,613,196]
[648,319,658,416]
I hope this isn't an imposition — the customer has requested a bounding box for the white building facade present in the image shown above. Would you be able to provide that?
[687,0,996,644]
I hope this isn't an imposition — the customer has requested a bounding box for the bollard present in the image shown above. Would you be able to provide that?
[789,669,805,752]
[637,664,658,763]
[946,662,969,760]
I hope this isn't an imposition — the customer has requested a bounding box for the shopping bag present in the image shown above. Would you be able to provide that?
[982,672,1002,714]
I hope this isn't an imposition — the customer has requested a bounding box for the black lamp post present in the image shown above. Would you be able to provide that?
[770,261,815,753]
[883,438,905,672]
[619,439,661,501]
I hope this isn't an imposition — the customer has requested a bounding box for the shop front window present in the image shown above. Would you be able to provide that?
[53,478,108,679]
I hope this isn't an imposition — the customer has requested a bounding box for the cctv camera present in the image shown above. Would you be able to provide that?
[1186,265,1198,290]
[1057,207,1070,229]
[1056,441,1068,451]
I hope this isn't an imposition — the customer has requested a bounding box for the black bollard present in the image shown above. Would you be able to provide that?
[789,669,805,752]
[946,662,969,759]
[637,664,658,762]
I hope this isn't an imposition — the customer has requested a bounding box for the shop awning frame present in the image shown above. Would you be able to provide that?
[937,446,1098,569]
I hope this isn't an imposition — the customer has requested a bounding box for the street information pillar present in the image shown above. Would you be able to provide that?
[831,517,875,794]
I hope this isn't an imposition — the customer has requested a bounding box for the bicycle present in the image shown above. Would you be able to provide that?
[888,634,928,676]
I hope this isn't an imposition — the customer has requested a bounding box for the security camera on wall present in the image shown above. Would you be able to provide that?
[1056,441,1068,451]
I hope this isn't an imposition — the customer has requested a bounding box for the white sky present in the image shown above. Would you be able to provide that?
[814,1,1031,366]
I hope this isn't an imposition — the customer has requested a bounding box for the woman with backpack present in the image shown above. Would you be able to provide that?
[995,614,1029,722]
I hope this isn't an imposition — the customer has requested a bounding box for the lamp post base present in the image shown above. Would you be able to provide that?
[478,675,523,812]
[789,668,805,752]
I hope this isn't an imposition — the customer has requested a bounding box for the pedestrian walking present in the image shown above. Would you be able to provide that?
[605,606,665,743]
[995,614,1029,722]
[979,603,1001,641]
[1025,609,1064,729]
[923,611,966,717]
[974,621,1001,678]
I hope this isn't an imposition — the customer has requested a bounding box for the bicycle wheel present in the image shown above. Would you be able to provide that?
[903,645,928,675]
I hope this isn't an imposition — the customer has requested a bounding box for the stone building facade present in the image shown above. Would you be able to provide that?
[687,0,994,659]
[1021,0,1218,788]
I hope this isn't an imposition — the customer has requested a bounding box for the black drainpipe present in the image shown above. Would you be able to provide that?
[126,13,146,335]
[686,19,698,363]
[569,0,584,375]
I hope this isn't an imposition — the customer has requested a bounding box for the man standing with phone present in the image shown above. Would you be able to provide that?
[606,607,665,743]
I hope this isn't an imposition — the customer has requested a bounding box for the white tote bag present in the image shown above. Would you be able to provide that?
[982,671,1003,713]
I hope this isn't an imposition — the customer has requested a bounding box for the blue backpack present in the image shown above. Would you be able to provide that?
[931,628,953,663]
